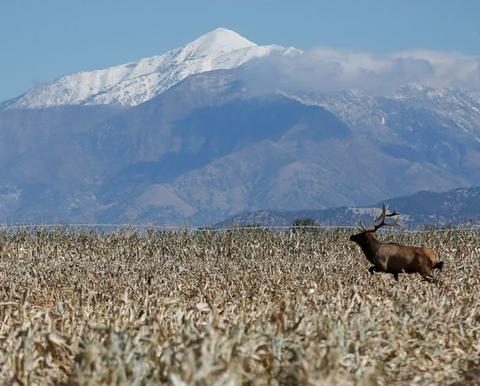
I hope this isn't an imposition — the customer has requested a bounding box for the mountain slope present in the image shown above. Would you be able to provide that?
[86,71,479,225]
[87,74,353,225]
[6,28,299,109]
[0,105,124,222]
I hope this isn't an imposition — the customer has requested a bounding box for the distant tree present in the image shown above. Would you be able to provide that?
[292,218,318,227]
[238,223,262,229]
[291,218,318,233]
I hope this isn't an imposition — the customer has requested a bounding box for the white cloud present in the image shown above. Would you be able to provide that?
[238,47,480,95]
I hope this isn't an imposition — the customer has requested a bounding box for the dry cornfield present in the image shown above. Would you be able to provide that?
[0,227,479,385]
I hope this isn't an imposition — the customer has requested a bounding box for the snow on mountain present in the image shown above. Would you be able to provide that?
[8,28,300,109]
[391,84,480,143]
[284,84,480,145]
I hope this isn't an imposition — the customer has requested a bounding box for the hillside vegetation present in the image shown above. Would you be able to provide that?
[0,228,479,385]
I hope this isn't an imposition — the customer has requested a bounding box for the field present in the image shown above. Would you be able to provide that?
[0,227,479,385]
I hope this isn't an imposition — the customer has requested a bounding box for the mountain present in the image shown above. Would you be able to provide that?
[88,73,479,226]
[215,187,480,228]
[5,28,299,109]
[1,29,480,226]
[0,105,125,222]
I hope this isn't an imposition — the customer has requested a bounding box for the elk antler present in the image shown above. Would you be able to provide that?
[357,203,400,232]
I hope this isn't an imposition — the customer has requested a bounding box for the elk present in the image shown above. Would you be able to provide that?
[349,204,444,281]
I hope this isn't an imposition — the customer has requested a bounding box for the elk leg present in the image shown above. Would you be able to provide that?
[422,274,436,283]
[420,264,436,282]
[393,273,399,281]
[433,261,444,271]
[368,266,376,275]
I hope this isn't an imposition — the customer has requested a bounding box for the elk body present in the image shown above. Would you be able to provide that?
[349,204,444,281]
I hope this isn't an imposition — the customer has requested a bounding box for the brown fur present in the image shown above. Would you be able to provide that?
[350,231,443,281]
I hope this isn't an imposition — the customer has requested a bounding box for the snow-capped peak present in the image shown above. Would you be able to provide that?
[7,28,298,109]
[179,28,257,59]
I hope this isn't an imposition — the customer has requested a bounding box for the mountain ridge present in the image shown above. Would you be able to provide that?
[5,28,300,109]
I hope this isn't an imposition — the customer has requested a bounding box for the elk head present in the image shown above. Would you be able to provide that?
[349,203,400,244]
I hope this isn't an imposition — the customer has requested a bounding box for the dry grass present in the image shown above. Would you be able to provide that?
[0,227,479,385]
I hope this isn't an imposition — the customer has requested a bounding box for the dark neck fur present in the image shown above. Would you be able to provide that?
[357,232,381,263]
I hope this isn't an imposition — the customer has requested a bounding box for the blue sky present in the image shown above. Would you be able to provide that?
[1,0,479,102]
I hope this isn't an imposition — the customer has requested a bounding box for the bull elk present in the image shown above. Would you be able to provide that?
[349,204,444,281]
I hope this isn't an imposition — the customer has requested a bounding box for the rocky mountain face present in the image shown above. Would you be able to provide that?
[1,29,480,226]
